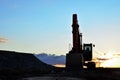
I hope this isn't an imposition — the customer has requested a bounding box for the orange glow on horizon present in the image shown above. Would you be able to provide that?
[54,64,65,68]
[96,52,120,68]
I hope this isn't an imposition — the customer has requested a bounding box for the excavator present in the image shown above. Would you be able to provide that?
[66,14,96,71]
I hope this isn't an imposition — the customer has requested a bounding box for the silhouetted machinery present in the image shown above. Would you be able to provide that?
[83,44,93,61]
[66,14,96,71]
[83,44,95,69]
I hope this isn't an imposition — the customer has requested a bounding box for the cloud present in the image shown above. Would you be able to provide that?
[34,53,66,65]
[0,37,8,43]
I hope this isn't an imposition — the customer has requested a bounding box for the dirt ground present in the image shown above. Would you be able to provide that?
[22,76,85,80]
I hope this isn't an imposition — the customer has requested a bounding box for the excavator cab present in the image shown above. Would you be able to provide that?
[83,43,96,68]
[83,44,94,61]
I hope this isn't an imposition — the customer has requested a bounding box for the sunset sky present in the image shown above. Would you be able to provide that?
[0,0,120,55]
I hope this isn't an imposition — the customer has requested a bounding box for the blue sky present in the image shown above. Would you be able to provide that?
[0,0,120,55]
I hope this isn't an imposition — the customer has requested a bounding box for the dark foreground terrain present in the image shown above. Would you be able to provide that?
[0,50,120,80]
